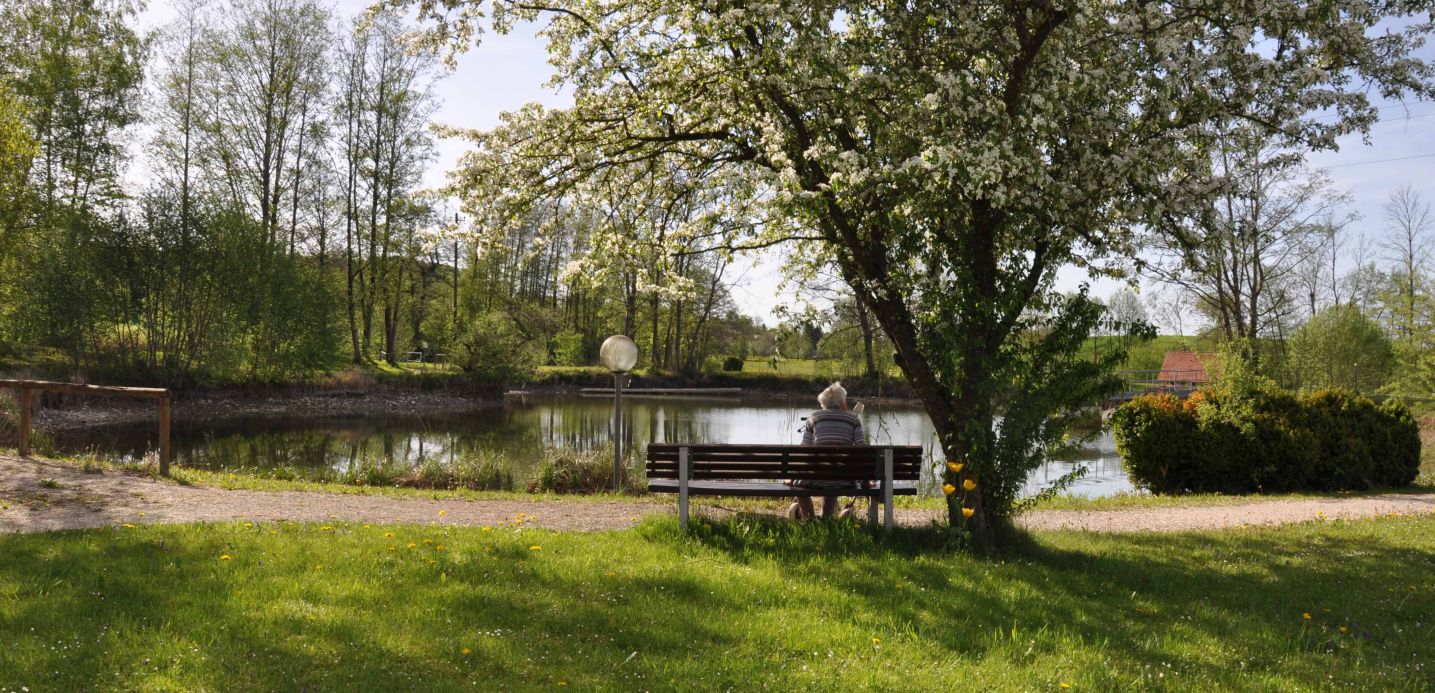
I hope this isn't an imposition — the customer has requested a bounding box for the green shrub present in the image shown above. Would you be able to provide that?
[1111,388,1420,494]
[393,455,518,492]
[455,312,542,382]
[528,447,643,494]
[721,356,744,372]
[551,329,586,367]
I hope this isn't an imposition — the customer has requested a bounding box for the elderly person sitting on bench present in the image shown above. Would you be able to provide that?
[788,381,867,520]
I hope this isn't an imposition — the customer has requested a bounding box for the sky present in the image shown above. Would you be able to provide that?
[137,2,1435,328]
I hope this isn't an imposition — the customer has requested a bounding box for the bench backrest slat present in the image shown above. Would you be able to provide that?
[646,443,923,482]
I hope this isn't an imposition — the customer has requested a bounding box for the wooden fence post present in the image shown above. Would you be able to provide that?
[17,386,32,458]
[159,395,171,477]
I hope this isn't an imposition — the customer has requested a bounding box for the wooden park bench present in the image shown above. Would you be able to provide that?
[645,443,922,530]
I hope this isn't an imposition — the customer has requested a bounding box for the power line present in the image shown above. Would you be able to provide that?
[1310,99,1432,121]
[1324,151,1435,168]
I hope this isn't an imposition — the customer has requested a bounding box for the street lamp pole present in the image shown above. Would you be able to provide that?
[599,335,639,493]
[612,371,624,490]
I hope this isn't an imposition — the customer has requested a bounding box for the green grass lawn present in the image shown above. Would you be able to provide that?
[3,515,1433,690]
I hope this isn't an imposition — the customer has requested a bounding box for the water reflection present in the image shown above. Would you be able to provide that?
[53,394,1134,497]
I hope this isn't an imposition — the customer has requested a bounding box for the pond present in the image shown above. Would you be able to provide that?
[50,394,1135,497]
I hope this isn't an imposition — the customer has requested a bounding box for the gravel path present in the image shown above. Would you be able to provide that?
[0,456,664,533]
[2,455,1433,534]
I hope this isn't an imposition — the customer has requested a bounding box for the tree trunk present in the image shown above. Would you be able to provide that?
[854,297,878,378]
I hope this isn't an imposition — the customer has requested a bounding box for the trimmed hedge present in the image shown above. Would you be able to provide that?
[1110,389,1420,494]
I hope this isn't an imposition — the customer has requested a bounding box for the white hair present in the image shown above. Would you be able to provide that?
[817,381,847,410]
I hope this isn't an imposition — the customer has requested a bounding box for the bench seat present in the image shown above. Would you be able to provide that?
[646,443,925,529]
[647,480,919,497]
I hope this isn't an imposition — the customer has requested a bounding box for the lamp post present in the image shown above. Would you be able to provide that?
[599,335,639,492]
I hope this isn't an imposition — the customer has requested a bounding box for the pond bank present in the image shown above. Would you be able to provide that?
[32,387,500,432]
[24,370,922,433]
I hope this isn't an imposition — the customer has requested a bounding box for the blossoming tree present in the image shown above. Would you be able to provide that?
[375,0,1434,535]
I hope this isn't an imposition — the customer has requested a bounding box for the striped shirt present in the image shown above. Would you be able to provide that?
[801,409,866,446]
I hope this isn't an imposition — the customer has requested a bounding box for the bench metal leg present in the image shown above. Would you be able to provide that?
[678,446,690,529]
[883,449,894,531]
[868,493,878,525]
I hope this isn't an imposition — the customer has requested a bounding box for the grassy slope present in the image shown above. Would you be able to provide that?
[3,515,1433,691]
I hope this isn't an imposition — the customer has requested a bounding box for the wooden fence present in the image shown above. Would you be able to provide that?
[1,380,172,475]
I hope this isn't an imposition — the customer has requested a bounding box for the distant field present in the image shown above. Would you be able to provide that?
[1080,334,1217,372]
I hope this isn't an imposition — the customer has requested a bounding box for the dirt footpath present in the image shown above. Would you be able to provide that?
[2,455,1433,534]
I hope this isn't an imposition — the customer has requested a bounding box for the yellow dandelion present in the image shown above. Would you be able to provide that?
[407,542,417,549]
[220,555,232,561]
[481,526,492,532]
[529,545,542,551]
[1060,684,1071,690]
[962,479,977,491]
[871,637,881,645]
[123,523,135,528]
[946,461,963,474]
[423,538,433,544]
[461,647,472,655]
[244,522,254,528]
[439,510,447,516]
[436,545,446,552]
[942,483,956,495]
[329,514,336,519]
[1302,612,1311,620]
[962,507,975,518]
[630,516,639,522]
[138,512,145,517]
[1338,626,1348,634]
[384,531,394,538]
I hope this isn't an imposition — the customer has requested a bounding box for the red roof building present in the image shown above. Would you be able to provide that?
[1157,351,1215,386]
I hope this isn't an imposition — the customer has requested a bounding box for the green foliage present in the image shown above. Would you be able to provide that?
[455,312,541,382]
[721,355,743,371]
[0,82,33,227]
[1112,389,1421,494]
[1,0,145,210]
[1206,338,1278,398]
[1286,305,1393,392]
[550,328,586,366]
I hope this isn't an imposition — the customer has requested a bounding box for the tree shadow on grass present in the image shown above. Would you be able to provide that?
[675,513,1435,687]
[3,517,1432,689]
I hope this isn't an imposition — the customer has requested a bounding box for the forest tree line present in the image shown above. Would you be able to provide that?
[0,0,779,385]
